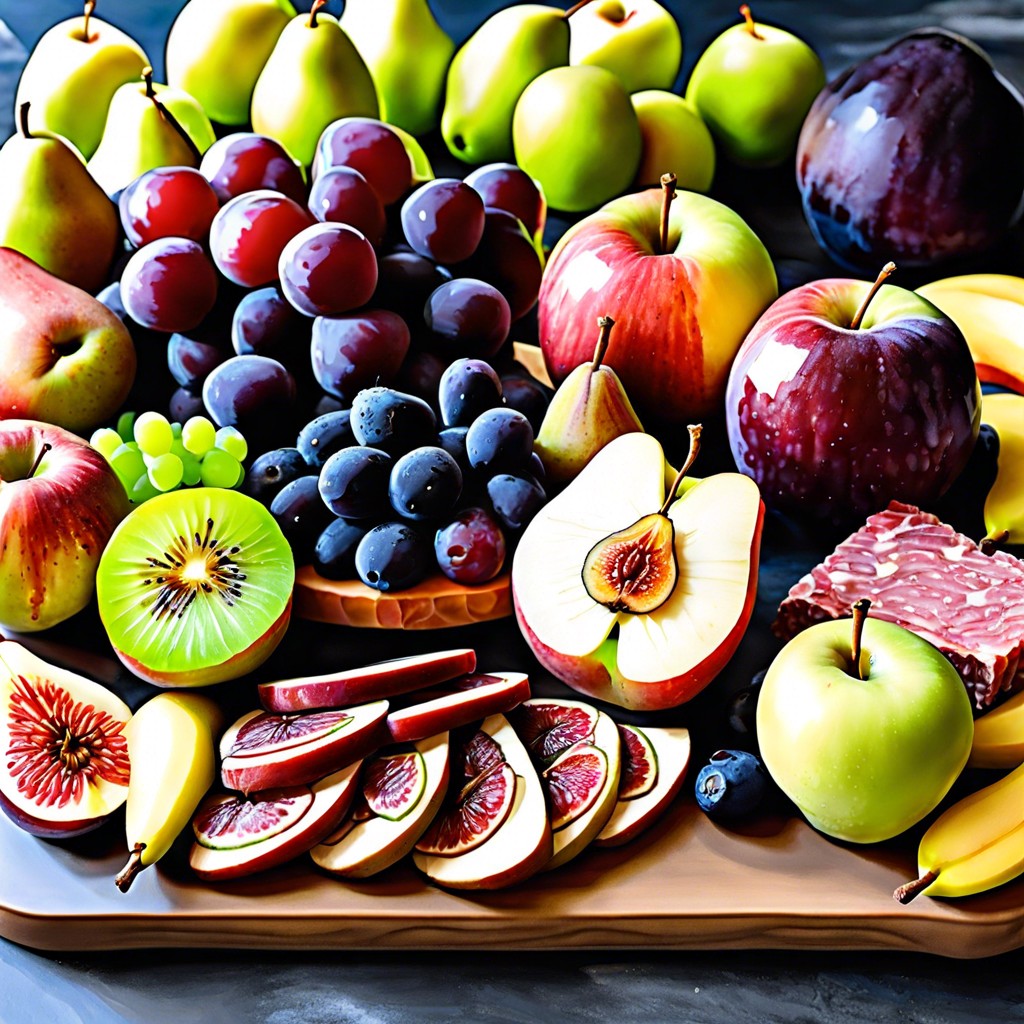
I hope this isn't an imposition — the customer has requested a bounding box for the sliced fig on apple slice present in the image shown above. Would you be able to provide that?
[311,733,451,879]
[219,701,388,793]
[363,749,426,822]
[386,672,531,743]
[413,714,552,890]
[510,698,599,762]
[0,642,131,838]
[258,649,477,712]
[189,761,362,882]
[543,742,608,831]
[618,724,658,800]
[596,727,691,847]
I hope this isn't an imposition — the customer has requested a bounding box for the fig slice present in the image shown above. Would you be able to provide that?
[189,761,362,882]
[618,724,658,800]
[258,649,477,712]
[582,513,677,614]
[219,701,388,793]
[0,641,132,838]
[596,727,691,847]
[510,698,599,762]
[413,714,552,890]
[386,672,531,744]
[311,733,451,879]
[415,762,516,857]
[363,749,426,822]
[543,742,608,831]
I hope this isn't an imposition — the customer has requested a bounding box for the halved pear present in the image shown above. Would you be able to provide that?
[512,432,764,710]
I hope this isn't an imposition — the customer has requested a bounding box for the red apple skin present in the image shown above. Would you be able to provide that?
[724,280,981,524]
[538,188,776,422]
[0,420,129,632]
[511,503,764,712]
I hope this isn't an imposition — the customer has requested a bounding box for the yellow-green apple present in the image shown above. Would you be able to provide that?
[724,265,981,525]
[0,420,130,632]
[569,0,682,93]
[631,90,714,191]
[0,249,136,432]
[512,429,764,711]
[538,183,776,421]
[756,602,974,843]
[685,5,825,167]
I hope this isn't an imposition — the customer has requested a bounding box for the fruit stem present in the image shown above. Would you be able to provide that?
[849,262,896,330]
[894,868,938,904]
[143,73,203,165]
[659,173,677,255]
[659,424,702,516]
[114,843,147,893]
[142,65,155,100]
[28,443,51,479]
[980,530,1010,556]
[591,316,615,370]
[563,0,596,18]
[851,598,870,680]
[82,0,96,41]
[739,5,763,39]
[17,101,31,139]
[308,0,327,27]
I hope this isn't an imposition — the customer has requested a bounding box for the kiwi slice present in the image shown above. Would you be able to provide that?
[96,489,295,686]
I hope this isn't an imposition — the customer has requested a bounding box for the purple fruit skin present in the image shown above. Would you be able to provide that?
[311,310,411,403]
[797,30,1024,269]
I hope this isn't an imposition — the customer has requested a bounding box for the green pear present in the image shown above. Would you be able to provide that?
[166,0,296,127]
[631,91,715,191]
[15,2,149,160]
[341,0,454,136]
[513,65,641,213]
[88,69,216,196]
[0,103,119,294]
[441,3,575,166]
[535,316,644,484]
[251,0,379,168]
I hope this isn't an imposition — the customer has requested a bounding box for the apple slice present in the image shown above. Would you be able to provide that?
[258,649,477,712]
[219,701,388,793]
[189,762,362,882]
[386,672,531,743]
[595,726,691,847]
[311,733,451,879]
[412,715,552,890]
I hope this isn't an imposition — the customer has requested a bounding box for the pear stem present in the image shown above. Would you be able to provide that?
[142,70,203,165]
[17,101,31,139]
[658,424,702,516]
[591,316,615,371]
[82,1,96,41]
[563,0,596,18]
[28,443,51,480]
[739,5,763,39]
[894,869,938,904]
[659,173,677,255]
[308,0,327,27]
[142,66,155,99]
[980,530,1010,556]
[115,843,146,893]
[850,262,896,330]
[851,598,870,680]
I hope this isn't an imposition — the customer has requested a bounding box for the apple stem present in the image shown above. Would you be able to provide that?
[114,843,146,893]
[739,5,763,39]
[591,316,615,371]
[659,424,702,515]
[563,0,596,18]
[82,0,96,41]
[308,0,327,27]
[893,869,938,904]
[27,443,51,480]
[850,598,870,680]
[980,530,1010,556]
[17,101,31,139]
[659,172,677,255]
[849,262,897,330]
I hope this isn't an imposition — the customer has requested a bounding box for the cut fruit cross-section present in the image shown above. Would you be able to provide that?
[544,743,607,831]
[363,749,426,822]
[510,699,599,762]
[618,724,658,800]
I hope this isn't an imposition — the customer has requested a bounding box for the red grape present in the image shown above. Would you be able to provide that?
[311,309,411,402]
[232,286,306,358]
[168,330,229,390]
[120,237,218,334]
[434,507,506,585]
[308,167,386,245]
[401,179,485,264]
[464,163,546,242]
[203,354,297,428]
[200,133,307,205]
[119,166,219,247]
[278,222,378,317]
[424,279,510,359]
[312,117,412,205]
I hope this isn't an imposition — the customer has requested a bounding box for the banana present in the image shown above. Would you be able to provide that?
[917,275,1024,393]
[894,761,1024,903]
[970,688,1024,769]
[979,392,1024,547]
[115,691,222,893]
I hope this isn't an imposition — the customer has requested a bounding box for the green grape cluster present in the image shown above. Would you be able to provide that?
[91,412,248,504]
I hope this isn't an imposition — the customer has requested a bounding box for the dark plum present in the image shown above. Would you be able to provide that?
[465,408,534,475]
[437,426,471,477]
[388,446,463,522]
[120,238,218,334]
[168,331,229,390]
[308,166,387,246]
[200,132,307,205]
[372,252,452,322]
[119,166,219,248]
[312,118,412,205]
[394,351,447,411]
[695,750,771,821]
[464,163,546,242]
[318,446,392,519]
[270,475,335,563]
[232,286,307,359]
[500,375,550,433]
[310,310,410,402]
[424,279,510,360]
[438,358,503,428]
[727,669,768,742]
[355,522,432,591]
[169,387,206,423]
[486,474,546,532]
[202,354,297,429]
[314,519,367,580]
[401,178,485,264]
[278,222,378,318]
[434,508,506,585]
[296,410,355,469]
[244,447,312,505]
[350,387,437,455]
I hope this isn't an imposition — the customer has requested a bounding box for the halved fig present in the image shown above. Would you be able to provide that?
[413,714,552,890]
[189,761,362,881]
[543,742,608,831]
[618,724,658,800]
[510,698,599,762]
[258,649,477,712]
[311,733,450,879]
[219,701,388,793]
[582,513,677,614]
[0,641,132,838]
[363,749,426,822]
[386,672,531,744]
[596,727,691,847]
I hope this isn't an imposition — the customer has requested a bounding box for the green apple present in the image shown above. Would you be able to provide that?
[513,65,641,213]
[569,0,682,93]
[756,606,974,844]
[685,5,825,167]
[631,90,714,191]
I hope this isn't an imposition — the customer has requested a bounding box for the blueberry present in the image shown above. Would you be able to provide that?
[695,750,770,821]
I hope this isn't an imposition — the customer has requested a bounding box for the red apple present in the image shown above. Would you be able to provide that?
[538,183,776,422]
[0,420,129,632]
